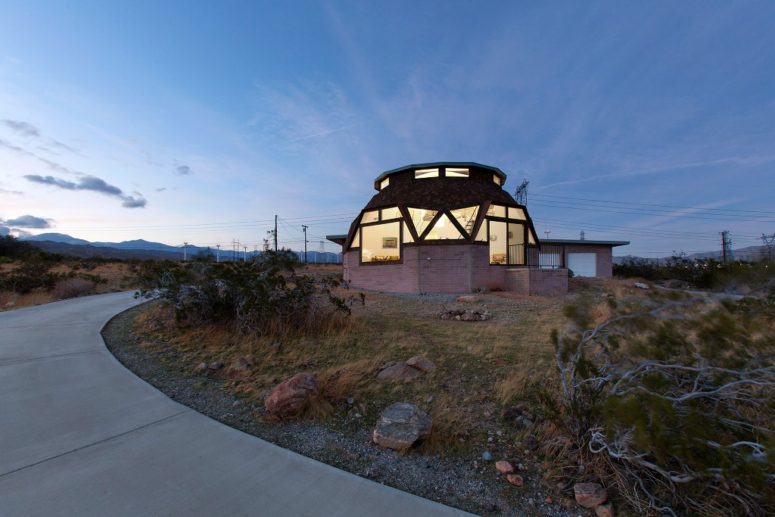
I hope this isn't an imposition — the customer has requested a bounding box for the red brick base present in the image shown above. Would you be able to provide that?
[343,244,569,295]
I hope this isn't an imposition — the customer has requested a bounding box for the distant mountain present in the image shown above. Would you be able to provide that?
[24,233,91,246]
[21,232,342,263]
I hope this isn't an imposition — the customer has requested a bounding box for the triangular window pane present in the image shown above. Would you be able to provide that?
[424,213,464,240]
[403,222,414,243]
[450,205,479,236]
[407,208,437,237]
[475,221,487,242]
[350,228,360,249]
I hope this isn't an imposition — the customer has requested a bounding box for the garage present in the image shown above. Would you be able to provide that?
[567,252,597,277]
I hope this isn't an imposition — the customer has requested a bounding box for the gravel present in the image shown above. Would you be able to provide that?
[102,303,583,517]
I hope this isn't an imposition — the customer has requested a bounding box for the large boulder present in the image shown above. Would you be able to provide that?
[574,482,608,509]
[264,373,319,418]
[373,402,432,450]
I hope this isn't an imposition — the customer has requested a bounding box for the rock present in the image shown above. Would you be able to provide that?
[377,363,423,381]
[595,502,615,517]
[574,482,608,508]
[208,361,224,371]
[482,451,492,461]
[495,460,514,474]
[634,282,649,290]
[264,373,320,418]
[406,355,436,373]
[545,496,553,504]
[372,402,432,450]
[196,362,208,372]
[227,356,253,376]
[506,474,524,487]
[456,295,480,303]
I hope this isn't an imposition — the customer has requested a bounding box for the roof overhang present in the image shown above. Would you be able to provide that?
[373,162,508,190]
[539,239,630,247]
[326,234,348,246]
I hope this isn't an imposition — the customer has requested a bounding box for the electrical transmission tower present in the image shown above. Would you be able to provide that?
[721,231,733,263]
[514,179,529,205]
[302,224,308,263]
[762,233,775,261]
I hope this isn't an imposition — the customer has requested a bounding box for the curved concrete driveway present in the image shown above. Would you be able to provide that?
[1,292,466,516]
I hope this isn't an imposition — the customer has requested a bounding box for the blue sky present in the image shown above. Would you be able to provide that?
[1,1,774,256]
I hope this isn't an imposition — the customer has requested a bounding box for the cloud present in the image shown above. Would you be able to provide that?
[174,164,192,175]
[24,174,147,208]
[0,225,9,236]
[1,119,40,137]
[3,215,52,228]
[155,187,167,192]
[0,188,23,195]
[0,138,79,175]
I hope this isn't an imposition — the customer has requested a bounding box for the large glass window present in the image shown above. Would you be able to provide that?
[407,208,437,237]
[379,177,390,190]
[508,222,525,265]
[361,222,401,263]
[489,220,508,264]
[493,174,501,185]
[351,229,360,248]
[425,213,464,240]
[450,206,479,236]
[415,168,439,179]
[475,221,487,242]
[446,167,469,177]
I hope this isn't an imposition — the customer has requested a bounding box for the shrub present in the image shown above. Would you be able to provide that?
[52,278,95,299]
[0,260,63,294]
[545,294,775,515]
[135,250,350,336]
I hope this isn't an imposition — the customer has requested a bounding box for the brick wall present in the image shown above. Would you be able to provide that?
[343,248,419,293]
[505,268,568,296]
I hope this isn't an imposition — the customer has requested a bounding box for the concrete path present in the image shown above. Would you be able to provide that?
[0,292,467,516]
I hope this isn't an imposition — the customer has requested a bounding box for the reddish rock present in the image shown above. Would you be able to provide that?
[545,496,553,505]
[377,363,423,381]
[264,373,319,418]
[406,355,436,373]
[456,295,480,303]
[595,502,615,517]
[574,482,608,509]
[495,460,514,474]
[506,474,524,487]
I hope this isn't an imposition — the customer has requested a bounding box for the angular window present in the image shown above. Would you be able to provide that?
[380,177,390,190]
[475,221,487,242]
[415,168,439,179]
[380,207,401,220]
[446,167,469,178]
[450,205,479,236]
[350,228,360,249]
[361,222,401,263]
[425,213,464,240]
[362,210,379,223]
[489,220,508,264]
[407,207,437,237]
[528,230,536,245]
[493,174,501,186]
[486,204,506,218]
[403,222,414,243]
[508,207,526,220]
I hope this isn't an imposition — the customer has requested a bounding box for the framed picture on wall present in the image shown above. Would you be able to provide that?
[382,237,398,248]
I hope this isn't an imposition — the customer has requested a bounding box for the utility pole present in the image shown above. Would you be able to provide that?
[243,246,247,261]
[580,230,585,241]
[263,238,269,252]
[274,215,278,252]
[183,242,188,261]
[544,230,551,239]
[302,224,308,263]
[215,244,220,263]
[721,231,733,263]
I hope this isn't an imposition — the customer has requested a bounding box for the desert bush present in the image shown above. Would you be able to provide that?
[0,260,63,294]
[614,255,773,291]
[544,293,775,515]
[135,250,350,336]
[52,278,96,299]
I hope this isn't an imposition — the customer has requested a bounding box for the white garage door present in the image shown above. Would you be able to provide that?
[568,253,597,277]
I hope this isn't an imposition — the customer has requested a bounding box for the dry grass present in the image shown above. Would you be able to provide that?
[0,260,137,311]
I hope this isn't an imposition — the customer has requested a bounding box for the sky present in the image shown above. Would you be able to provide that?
[1,0,774,257]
